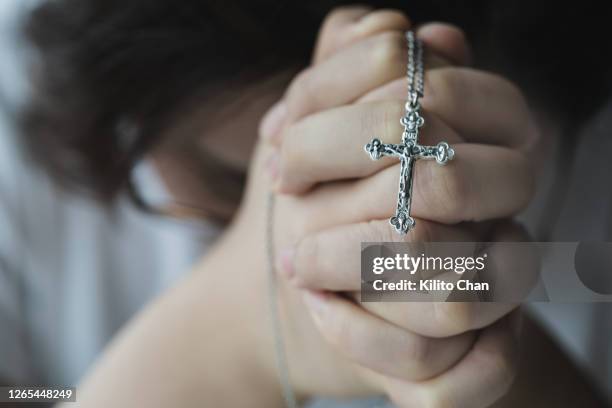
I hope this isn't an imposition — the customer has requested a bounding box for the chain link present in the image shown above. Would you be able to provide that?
[405,30,424,111]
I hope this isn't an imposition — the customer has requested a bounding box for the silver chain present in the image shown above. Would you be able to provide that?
[405,30,424,110]
[364,30,454,235]
[266,192,299,408]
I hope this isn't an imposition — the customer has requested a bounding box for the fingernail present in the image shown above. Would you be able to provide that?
[277,248,295,279]
[265,152,280,182]
[260,100,286,142]
[301,290,328,316]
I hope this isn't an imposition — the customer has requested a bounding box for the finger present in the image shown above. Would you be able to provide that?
[416,22,472,66]
[266,30,461,144]
[277,100,463,193]
[262,7,405,143]
[356,145,534,225]
[360,68,539,150]
[261,22,465,143]
[313,8,411,64]
[384,312,520,408]
[353,23,471,104]
[279,142,533,227]
[278,68,537,193]
[281,219,481,291]
[360,221,532,338]
[301,290,476,381]
[281,218,531,338]
[269,31,409,144]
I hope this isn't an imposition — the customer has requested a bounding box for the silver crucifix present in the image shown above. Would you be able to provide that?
[364,109,455,234]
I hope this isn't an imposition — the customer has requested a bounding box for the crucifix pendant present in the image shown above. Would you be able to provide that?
[365,109,455,234]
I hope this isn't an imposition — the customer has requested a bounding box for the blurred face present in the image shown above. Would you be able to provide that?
[150,71,290,219]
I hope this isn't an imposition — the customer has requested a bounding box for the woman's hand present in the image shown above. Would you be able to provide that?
[252,6,539,407]
[79,7,536,407]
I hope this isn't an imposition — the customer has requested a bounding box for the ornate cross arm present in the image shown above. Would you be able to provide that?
[364,138,405,160]
[411,142,455,165]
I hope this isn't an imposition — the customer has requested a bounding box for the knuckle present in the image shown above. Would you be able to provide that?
[410,220,436,243]
[439,164,471,220]
[286,68,316,118]
[478,346,517,393]
[325,305,356,351]
[293,205,314,240]
[485,72,530,118]
[324,6,359,26]
[277,122,311,192]
[371,31,405,72]
[489,72,525,105]
[280,122,305,167]
[362,9,411,29]
[445,23,468,44]
[293,234,319,286]
[421,161,470,221]
[360,101,403,146]
[480,73,540,151]
[427,68,529,116]
[381,101,405,142]
[427,68,471,100]
[433,302,474,335]
[366,219,396,242]
[379,9,411,26]
[425,67,460,105]
[403,336,432,372]
[319,6,372,47]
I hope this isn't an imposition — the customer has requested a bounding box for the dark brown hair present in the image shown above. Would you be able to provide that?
[20,0,612,213]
